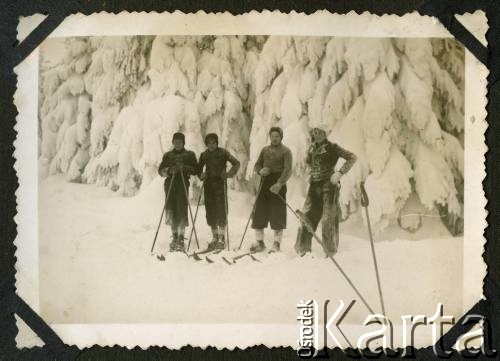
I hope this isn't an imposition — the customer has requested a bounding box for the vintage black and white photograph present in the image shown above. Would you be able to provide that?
[14,10,487,349]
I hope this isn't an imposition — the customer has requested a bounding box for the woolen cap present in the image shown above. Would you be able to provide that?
[172,132,185,144]
[204,133,219,145]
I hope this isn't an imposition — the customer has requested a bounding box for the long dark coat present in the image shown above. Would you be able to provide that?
[158,148,197,229]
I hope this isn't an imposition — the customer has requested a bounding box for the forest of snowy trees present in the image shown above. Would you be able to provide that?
[38,35,464,235]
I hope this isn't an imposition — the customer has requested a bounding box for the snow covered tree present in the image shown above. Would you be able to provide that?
[38,35,464,234]
[39,37,92,182]
[249,37,464,234]
[138,35,205,190]
[196,35,265,188]
[108,35,265,195]
[81,36,152,191]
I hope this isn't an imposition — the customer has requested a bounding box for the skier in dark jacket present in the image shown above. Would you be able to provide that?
[250,127,293,253]
[198,133,240,251]
[295,127,357,256]
[158,132,198,252]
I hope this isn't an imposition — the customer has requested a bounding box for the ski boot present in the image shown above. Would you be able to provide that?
[175,235,186,252]
[206,234,219,252]
[250,240,265,253]
[215,234,226,251]
[169,233,179,252]
[169,234,185,252]
[271,241,280,252]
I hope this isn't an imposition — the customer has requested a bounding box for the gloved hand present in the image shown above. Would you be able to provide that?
[166,167,176,175]
[330,171,342,185]
[259,167,271,177]
[160,168,169,177]
[199,172,207,181]
[170,164,184,175]
[269,182,282,194]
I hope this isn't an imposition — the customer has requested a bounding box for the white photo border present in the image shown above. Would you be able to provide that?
[14,9,488,349]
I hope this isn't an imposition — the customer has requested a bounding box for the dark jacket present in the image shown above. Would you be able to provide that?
[198,147,240,179]
[306,140,356,182]
[158,148,198,180]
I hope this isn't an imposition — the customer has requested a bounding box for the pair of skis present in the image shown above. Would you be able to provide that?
[190,242,281,264]
[190,247,261,264]
[191,247,228,263]
[157,248,227,263]
[156,245,268,264]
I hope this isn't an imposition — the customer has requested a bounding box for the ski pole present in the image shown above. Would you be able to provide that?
[275,193,376,315]
[151,206,165,254]
[187,182,204,252]
[223,179,230,251]
[179,169,200,249]
[151,171,176,254]
[238,179,264,250]
[360,182,386,316]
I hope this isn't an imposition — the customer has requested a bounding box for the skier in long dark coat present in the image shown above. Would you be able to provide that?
[250,127,292,253]
[295,127,357,256]
[158,132,198,252]
[198,133,240,251]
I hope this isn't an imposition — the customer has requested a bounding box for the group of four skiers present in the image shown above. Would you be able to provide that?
[158,126,357,257]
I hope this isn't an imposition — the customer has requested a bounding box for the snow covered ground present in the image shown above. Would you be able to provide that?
[39,175,463,326]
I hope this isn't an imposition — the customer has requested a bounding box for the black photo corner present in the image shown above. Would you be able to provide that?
[1,0,500,360]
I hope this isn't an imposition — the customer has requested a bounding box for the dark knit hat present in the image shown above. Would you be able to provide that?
[172,132,185,144]
[269,126,283,139]
[204,133,219,145]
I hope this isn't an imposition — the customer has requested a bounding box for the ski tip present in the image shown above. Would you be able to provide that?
[222,257,232,265]
[205,256,214,263]
[250,255,261,262]
[193,253,202,261]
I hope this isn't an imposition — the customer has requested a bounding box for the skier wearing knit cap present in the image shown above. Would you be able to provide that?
[198,133,240,251]
[250,127,293,253]
[295,127,357,256]
[158,132,198,252]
